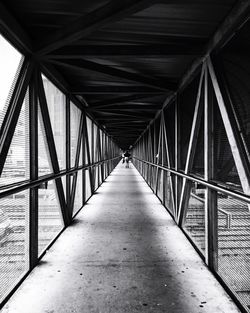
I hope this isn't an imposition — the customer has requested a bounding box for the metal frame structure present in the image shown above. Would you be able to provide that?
[0,0,250,312]
[133,55,250,313]
[0,55,120,308]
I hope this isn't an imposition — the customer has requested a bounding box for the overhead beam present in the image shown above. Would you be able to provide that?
[0,2,33,53]
[49,59,177,91]
[95,114,151,119]
[36,0,155,55]
[78,30,207,46]
[48,44,203,58]
[71,86,164,94]
[178,0,250,92]
[105,120,148,125]
[87,106,160,111]
[89,94,162,108]
[94,110,153,119]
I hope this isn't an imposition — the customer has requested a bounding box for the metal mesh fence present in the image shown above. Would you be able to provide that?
[85,169,92,201]
[0,190,29,303]
[217,192,250,312]
[43,75,66,171]
[70,101,81,168]
[38,180,64,256]
[0,91,29,186]
[38,108,52,176]
[179,75,200,170]
[157,168,164,202]
[0,35,23,132]
[164,172,175,216]
[213,89,242,191]
[163,101,175,168]
[191,115,204,177]
[183,182,206,256]
[73,170,83,215]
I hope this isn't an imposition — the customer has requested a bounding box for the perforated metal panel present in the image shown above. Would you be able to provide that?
[0,190,29,302]
[183,183,206,256]
[217,193,250,312]
[38,180,64,256]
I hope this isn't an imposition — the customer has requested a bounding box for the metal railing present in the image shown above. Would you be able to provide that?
[0,156,121,199]
[133,157,250,205]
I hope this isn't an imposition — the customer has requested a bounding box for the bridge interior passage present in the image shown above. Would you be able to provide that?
[0,0,250,312]
[0,164,241,313]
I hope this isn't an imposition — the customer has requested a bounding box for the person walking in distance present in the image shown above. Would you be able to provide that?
[124,150,131,168]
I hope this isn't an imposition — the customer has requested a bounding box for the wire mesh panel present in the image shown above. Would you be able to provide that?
[0,93,29,185]
[38,180,64,256]
[73,170,83,215]
[213,94,242,192]
[217,193,250,312]
[183,182,206,256]
[94,166,99,190]
[42,75,66,171]
[70,102,81,167]
[163,101,175,168]
[0,190,29,303]
[0,34,23,131]
[85,169,92,201]
[164,172,175,216]
[93,124,98,163]
[38,108,52,176]
[191,115,204,177]
[86,117,92,162]
[157,168,164,202]
[179,75,200,170]
[220,20,250,160]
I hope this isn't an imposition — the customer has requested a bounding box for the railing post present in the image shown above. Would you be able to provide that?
[66,96,71,211]
[29,66,38,269]
[204,63,218,270]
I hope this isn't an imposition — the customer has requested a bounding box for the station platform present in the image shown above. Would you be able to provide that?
[1,163,241,313]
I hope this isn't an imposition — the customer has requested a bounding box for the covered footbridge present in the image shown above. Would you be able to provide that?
[0,0,249,312]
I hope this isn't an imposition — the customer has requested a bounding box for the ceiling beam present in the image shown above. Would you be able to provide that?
[36,0,155,55]
[95,116,151,121]
[89,94,162,108]
[49,59,177,91]
[0,2,33,53]
[179,0,250,92]
[94,110,153,118]
[48,44,203,58]
[105,120,148,125]
[79,30,207,45]
[87,107,158,113]
[89,103,160,109]
[71,86,164,94]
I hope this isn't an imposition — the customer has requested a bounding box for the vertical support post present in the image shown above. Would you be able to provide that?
[177,66,205,225]
[175,96,181,219]
[66,96,71,209]
[70,113,84,213]
[162,112,166,206]
[155,120,162,196]
[204,64,218,270]
[29,67,38,269]
[207,56,250,200]
[84,116,94,194]
[37,72,70,226]
[162,111,176,216]
[82,114,86,203]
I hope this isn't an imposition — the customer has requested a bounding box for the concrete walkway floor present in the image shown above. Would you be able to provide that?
[1,163,241,313]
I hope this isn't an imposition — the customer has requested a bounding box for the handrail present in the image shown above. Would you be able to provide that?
[190,192,232,229]
[133,157,250,204]
[0,156,121,199]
